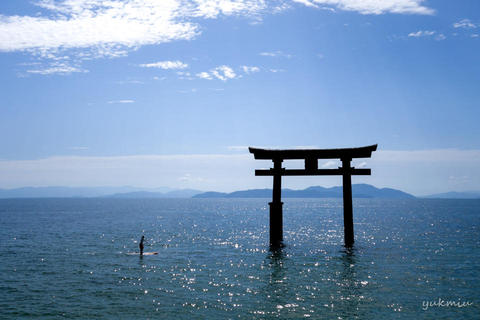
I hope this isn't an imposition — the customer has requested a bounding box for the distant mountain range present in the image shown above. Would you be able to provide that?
[1,185,479,199]
[194,184,416,199]
[0,186,202,199]
[105,189,202,198]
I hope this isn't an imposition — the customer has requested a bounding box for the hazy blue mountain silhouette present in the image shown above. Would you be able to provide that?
[0,186,145,198]
[0,186,196,198]
[194,184,415,199]
[106,189,202,198]
[423,191,480,199]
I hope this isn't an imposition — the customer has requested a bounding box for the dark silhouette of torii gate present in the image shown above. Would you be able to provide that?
[249,144,377,248]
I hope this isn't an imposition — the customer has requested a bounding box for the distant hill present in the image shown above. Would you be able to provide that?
[107,189,202,198]
[423,191,480,199]
[0,186,200,199]
[194,184,415,199]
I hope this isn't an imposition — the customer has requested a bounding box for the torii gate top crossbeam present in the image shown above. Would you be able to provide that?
[249,144,377,160]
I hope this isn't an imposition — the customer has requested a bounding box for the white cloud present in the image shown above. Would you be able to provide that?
[177,88,197,93]
[107,99,135,104]
[303,0,434,15]
[197,65,236,81]
[0,0,268,74]
[211,65,236,81]
[408,30,445,41]
[68,146,89,150]
[321,160,337,168]
[435,33,446,41]
[0,0,435,75]
[116,79,144,84]
[408,30,435,37]
[241,65,260,74]
[292,0,318,8]
[227,146,249,151]
[0,1,198,53]
[453,19,477,29]
[259,51,292,58]
[26,65,86,75]
[356,161,367,168]
[269,68,285,73]
[139,60,188,69]
[196,71,213,80]
[176,71,195,80]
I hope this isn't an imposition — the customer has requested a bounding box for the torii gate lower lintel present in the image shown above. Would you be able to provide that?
[249,144,377,248]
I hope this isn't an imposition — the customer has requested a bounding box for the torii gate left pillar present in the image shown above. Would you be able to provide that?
[269,159,283,247]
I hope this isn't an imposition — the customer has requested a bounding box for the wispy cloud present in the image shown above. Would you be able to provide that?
[116,79,144,84]
[197,65,236,81]
[227,146,249,151]
[453,19,477,29]
[356,161,367,168]
[176,71,195,80]
[68,146,89,151]
[107,99,135,104]
[408,30,435,37]
[293,0,434,15]
[259,51,292,58]
[292,0,319,9]
[241,66,260,74]
[26,63,87,75]
[139,60,188,69]
[196,71,213,80]
[177,88,197,93]
[408,30,445,40]
[321,160,337,168]
[211,65,236,81]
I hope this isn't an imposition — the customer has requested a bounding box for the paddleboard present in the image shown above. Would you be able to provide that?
[127,252,159,256]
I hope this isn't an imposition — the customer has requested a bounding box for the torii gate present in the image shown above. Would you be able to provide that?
[249,144,377,248]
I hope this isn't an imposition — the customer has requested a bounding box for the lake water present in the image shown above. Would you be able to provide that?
[0,198,479,319]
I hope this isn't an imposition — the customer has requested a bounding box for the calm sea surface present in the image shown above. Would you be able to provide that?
[0,198,479,319]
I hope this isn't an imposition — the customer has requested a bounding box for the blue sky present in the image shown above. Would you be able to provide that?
[0,0,479,195]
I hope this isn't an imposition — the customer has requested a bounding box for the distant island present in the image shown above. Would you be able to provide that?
[1,184,479,199]
[194,184,415,199]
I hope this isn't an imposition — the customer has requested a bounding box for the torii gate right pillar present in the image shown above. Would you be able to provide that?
[342,158,354,247]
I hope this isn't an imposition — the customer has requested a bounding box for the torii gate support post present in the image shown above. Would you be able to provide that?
[269,159,283,248]
[342,158,354,247]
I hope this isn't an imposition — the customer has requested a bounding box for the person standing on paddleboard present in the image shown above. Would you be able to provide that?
[139,236,145,256]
